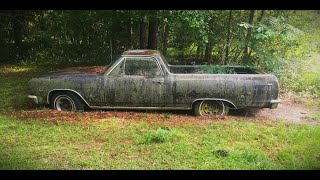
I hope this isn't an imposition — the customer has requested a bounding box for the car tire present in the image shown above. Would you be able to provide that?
[51,92,85,112]
[194,101,203,116]
[194,100,226,116]
[223,104,230,115]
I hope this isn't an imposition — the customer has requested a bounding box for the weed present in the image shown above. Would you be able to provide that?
[143,127,185,144]
[163,113,172,119]
[213,150,229,157]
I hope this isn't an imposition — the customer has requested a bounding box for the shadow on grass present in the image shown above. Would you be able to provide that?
[228,108,261,117]
[86,108,261,118]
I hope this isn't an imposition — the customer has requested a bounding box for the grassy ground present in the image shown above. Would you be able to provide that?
[0,65,320,170]
[1,116,320,170]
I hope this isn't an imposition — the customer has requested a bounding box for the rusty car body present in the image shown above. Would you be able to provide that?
[28,50,280,115]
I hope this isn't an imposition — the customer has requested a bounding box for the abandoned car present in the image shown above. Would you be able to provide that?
[28,50,280,116]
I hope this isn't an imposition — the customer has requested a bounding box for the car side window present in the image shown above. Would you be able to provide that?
[124,58,162,76]
[109,60,125,76]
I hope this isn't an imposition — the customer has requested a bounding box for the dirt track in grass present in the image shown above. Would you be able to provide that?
[230,96,320,125]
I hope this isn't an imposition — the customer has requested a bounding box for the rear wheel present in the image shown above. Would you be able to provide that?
[194,100,228,116]
[51,92,85,112]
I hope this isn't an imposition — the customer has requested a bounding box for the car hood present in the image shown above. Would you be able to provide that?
[44,66,109,77]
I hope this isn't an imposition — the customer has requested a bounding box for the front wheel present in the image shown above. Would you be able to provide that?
[194,100,228,116]
[51,92,85,112]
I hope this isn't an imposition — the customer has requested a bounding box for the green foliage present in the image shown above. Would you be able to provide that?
[1,10,320,96]
[170,10,221,50]
[278,55,320,96]
[238,15,303,70]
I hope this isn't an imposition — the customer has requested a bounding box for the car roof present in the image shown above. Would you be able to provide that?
[122,49,160,56]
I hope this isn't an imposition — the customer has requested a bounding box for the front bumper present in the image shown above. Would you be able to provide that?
[270,99,281,109]
[28,95,39,104]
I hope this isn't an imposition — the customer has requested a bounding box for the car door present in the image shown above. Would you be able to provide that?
[104,57,166,107]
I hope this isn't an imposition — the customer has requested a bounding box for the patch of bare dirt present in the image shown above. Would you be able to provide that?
[12,109,230,126]
[229,97,320,125]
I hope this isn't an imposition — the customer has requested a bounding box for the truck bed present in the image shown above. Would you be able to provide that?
[168,65,262,74]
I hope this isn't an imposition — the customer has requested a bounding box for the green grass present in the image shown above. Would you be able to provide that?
[0,65,52,114]
[304,99,320,109]
[1,116,320,170]
[0,67,34,113]
[310,114,320,121]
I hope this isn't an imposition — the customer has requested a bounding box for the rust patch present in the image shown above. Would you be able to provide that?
[64,66,108,74]
[122,50,160,56]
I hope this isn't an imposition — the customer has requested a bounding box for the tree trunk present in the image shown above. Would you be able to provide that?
[110,39,113,62]
[147,12,158,49]
[127,10,133,49]
[247,10,265,58]
[162,10,171,56]
[243,10,255,63]
[205,43,213,64]
[0,12,7,45]
[11,11,25,60]
[224,10,232,65]
[162,20,169,56]
[196,44,202,59]
[139,11,148,49]
[257,10,265,23]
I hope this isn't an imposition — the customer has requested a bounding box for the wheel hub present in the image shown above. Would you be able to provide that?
[55,96,75,111]
[201,101,224,115]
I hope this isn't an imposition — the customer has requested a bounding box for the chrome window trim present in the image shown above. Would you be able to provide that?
[106,55,164,77]
[122,56,164,77]
[105,57,125,76]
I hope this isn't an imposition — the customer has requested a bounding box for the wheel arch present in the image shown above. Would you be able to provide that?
[47,89,91,108]
[191,98,237,109]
